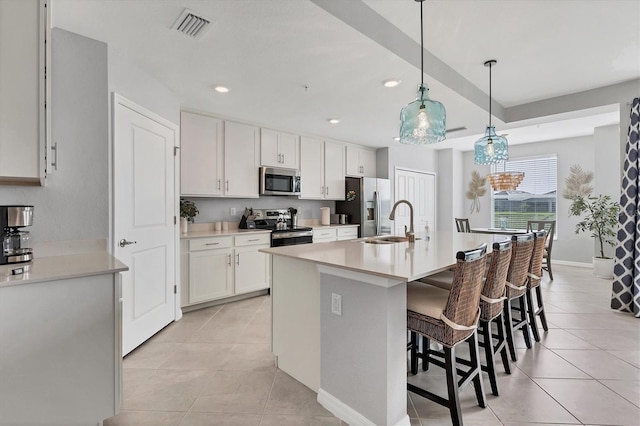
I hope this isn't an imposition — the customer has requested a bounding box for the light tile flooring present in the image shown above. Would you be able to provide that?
[106,264,639,426]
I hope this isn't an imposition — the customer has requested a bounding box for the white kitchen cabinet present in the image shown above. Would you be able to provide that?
[189,246,234,303]
[182,232,270,307]
[337,226,358,241]
[313,227,337,243]
[346,145,377,177]
[181,112,224,196]
[261,128,299,170]
[224,121,260,197]
[0,0,47,185]
[300,136,345,200]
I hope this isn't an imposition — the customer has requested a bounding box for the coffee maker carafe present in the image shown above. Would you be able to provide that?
[1,205,33,265]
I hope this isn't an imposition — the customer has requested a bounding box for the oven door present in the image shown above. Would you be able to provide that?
[271,231,313,247]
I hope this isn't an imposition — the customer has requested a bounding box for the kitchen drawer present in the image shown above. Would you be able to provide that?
[337,227,358,239]
[235,233,271,247]
[189,236,233,251]
[314,228,337,239]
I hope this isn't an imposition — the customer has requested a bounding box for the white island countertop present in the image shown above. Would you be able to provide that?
[261,231,509,282]
[0,252,128,288]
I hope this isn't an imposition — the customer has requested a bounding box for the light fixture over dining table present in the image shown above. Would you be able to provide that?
[474,60,508,164]
[399,0,446,145]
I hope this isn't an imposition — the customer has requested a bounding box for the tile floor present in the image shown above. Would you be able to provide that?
[106,264,639,426]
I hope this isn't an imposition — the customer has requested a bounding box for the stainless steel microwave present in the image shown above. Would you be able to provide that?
[259,167,301,196]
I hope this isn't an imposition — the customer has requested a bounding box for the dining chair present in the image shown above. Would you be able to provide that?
[418,240,513,397]
[526,220,556,280]
[407,244,487,426]
[503,233,535,361]
[455,218,471,233]
[526,230,549,342]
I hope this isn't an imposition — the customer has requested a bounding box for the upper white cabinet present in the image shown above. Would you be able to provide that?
[300,137,345,200]
[0,0,47,185]
[181,112,224,196]
[261,128,299,170]
[346,145,376,177]
[181,113,259,198]
[224,121,259,197]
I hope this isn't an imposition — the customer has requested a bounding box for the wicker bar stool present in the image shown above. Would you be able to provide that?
[418,240,513,396]
[503,233,535,361]
[526,230,549,342]
[407,245,487,426]
[527,220,556,280]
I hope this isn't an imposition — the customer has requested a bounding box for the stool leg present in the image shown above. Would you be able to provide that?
[495,312,511,374]
[503,299,518,361]
[481,321,498,396]
[547,258,554,281]
[526,288,541,342]
[536,286,549,332]
[422,336,430,371]
[444,346,463,426]
[410,331,418,375]
[519,295,532,349]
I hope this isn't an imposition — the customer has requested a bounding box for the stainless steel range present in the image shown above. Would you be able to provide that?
[253,209,313,247]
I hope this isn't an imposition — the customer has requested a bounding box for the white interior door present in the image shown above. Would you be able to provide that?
[113,94,178,355]
[394,168,436,236]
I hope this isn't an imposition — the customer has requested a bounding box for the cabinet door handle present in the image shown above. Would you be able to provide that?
[247,238,260,242]
[227,254,231,265]
[217,179,221,190]
[226,180,229,191]
[326,186,329,196]
[236,253,240,265]
[205,242,219,246]
[282,153,285,163]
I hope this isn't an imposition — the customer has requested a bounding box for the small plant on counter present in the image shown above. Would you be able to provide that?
[180,199,199,223]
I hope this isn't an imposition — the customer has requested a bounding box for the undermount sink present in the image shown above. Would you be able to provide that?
[362,235,420,244]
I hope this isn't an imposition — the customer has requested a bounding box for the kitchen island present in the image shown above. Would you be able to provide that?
[261,231,507,426]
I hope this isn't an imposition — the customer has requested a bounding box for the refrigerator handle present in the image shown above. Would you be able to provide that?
[374,190,380,236]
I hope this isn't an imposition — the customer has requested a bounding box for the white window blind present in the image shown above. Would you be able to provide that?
[492,155,557,229]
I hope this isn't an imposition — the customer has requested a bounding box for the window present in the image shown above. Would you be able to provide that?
[491,155,557,229]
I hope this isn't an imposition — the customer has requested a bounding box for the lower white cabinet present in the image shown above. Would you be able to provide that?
[181,233,270,306]
[337,227,358,241]
[313,227,337,243]
[313,226,359,243]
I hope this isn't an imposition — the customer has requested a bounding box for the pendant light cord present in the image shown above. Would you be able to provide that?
[420,0,424,87]
[488,62,492,127]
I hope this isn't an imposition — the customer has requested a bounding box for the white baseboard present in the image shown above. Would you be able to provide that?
[317,388,410,426]
[552,259,592,268]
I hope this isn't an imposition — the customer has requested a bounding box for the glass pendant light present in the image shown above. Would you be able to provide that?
[474,60,508,164]
[399,0,446,144]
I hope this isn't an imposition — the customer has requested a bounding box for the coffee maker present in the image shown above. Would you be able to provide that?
[1,205,33,265]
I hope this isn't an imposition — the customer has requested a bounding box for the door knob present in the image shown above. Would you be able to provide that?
[119,239,137,247]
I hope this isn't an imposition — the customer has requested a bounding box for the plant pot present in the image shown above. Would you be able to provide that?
[180,217,188,234]
[593,257,614,279]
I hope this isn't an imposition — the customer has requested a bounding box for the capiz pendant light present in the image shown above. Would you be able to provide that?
[474,60,508,164]
[399,0,446,144]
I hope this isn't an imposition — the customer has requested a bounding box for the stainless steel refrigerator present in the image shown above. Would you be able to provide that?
[336,177,391,238]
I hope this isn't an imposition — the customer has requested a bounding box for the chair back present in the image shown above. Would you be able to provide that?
[455,218,471,233]
[527,220,555,255]
[443,244,487,331]
[505,233,535,299]
[480,240,512,321]
[528,230,546,288]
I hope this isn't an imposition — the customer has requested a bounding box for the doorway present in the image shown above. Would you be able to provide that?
[394,168,436,236]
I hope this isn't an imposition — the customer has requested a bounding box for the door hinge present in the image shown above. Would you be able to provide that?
[174,146,179,156]
[174,285,177,294]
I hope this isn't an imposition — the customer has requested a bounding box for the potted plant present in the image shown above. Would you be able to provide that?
[568,194,620,278]
[180,199,199,234]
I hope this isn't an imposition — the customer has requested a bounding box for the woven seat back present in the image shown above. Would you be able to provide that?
[443,244,487,330]
[528,230,546,289]
[505,233,535,299]
[480,240,512,321]
[527,220,555,255]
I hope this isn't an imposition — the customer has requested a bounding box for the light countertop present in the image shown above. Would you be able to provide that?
[0,252,128,288]
[261,231,509,282]
[181,229,271,239]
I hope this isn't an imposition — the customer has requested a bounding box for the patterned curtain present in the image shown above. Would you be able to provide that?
[612,97,640,317]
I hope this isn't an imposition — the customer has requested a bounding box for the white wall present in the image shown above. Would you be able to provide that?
[384,145,438,204]
[0,29,108,243]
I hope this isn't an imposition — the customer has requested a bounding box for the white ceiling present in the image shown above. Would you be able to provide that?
[52,0,639,150]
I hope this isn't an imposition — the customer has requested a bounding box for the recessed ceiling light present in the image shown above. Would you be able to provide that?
[382,79,401,88]
[213,85,229,93]
[392,136,400,141]
[328,118,340,124]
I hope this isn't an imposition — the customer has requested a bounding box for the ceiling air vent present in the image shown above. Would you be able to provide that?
[171,9,214,40]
